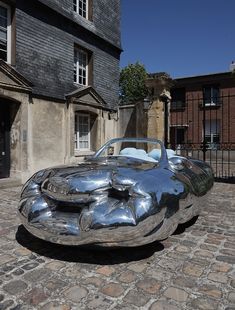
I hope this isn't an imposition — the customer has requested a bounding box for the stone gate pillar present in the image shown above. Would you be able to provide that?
[145,73,173,150]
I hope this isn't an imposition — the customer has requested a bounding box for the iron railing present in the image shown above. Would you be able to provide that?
[168,93,235,182]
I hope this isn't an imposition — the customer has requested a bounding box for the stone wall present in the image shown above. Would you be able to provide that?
[29,98,117,173]
[118,73,173,147]
[118,105,137,138]
[118,100,165,149]
[29,98,67,173]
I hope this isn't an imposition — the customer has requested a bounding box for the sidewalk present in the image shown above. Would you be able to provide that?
[0,183,234,310]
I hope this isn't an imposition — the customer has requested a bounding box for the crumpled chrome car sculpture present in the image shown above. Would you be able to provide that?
[18,138,213,247]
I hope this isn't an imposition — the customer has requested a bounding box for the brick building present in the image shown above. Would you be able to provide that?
[170,71,235,149]
[0,0,121,182]
[170,70,235,179]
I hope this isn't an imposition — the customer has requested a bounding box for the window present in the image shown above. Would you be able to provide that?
[0,2,11,63]
[204,119,220,149]
[203,86,220,106]
[74,0,88,19]
[171,88,186,110]
[176,128,185,145]
[75,113,90,150]
[74,47,88,85]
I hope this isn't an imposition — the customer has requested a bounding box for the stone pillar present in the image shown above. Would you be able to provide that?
[20,93,30,182]
[65,100,72,164]
[145,73,173,150]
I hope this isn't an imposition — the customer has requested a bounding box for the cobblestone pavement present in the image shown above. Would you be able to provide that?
[0,183,234,310]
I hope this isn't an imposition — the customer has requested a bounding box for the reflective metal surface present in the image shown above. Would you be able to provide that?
[18,138,214,247]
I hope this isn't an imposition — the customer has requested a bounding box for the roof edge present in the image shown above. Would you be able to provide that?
[173,71,233,81]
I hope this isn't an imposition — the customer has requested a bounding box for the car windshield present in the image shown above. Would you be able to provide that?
[93,138,168,164]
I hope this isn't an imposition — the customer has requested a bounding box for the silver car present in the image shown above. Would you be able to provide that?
[18,138,214,247]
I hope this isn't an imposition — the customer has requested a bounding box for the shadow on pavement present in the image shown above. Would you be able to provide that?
[173,215,199,235]
[16,225,165,264]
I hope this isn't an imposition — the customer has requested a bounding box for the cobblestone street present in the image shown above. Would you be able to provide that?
[0,183,234,310]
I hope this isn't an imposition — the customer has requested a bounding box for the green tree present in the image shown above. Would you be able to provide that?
[119,62,148,104]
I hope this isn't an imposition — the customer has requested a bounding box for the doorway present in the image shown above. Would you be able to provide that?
[176,127,185,145]
[0,104,10,178]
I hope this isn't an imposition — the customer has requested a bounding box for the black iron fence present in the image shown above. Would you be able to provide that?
[168,93,235,182]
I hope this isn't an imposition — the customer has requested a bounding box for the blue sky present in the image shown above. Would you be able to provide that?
[120,0,235,78]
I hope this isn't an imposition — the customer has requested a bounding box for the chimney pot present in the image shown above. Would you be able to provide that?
[230,61,235,71]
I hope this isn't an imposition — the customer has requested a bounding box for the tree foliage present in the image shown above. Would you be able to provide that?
[119,62,148,104]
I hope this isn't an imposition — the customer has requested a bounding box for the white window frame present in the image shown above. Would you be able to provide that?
[205,133,220,143]
[74,0,88,19]
[75,113,90,151]
[203,86,219,106]
[203,119,220,149]
[0,1,11,64]
[74,47,88,86]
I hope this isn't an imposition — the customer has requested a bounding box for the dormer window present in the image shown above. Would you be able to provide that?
[0,2,11,63]
[74,0,92,20]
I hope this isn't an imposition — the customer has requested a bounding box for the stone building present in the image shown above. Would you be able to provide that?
[0,0,121,182]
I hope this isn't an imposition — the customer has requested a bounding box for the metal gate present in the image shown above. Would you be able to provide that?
[168,92,235,183]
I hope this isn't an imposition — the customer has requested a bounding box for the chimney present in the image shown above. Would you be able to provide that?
[230,61,235,71]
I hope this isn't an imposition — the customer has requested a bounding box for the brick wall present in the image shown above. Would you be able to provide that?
[170,74,235,148]
[15,0,121,108]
